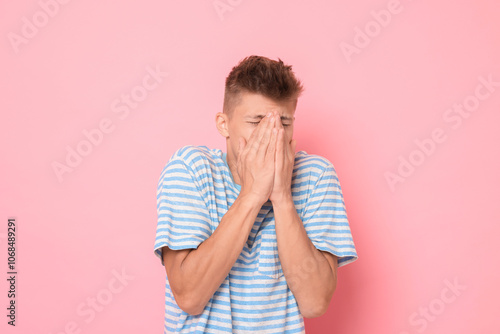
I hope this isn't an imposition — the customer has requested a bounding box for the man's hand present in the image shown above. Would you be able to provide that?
[269,111,297,204]
[237,112,278,205]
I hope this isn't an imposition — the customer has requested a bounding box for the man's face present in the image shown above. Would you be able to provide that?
[222,92,296,162]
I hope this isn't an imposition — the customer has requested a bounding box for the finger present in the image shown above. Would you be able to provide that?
[276,117,290,163]
[290,139,297,157]
[257,113,276,159]
[238,137,245,160]
[276,113,284,130]
[288,139,296,167]
[239,136,244,151]
[267,126,278,161]
[275,113,284,145]
[275,127,285,168]
[236,137,245,173]
[249,114,272,155]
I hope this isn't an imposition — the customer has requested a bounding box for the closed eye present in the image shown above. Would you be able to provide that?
[248,122,290,127]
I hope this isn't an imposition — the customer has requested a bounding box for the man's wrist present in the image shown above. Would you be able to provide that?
[271,192,294,209]
[237,191,266,209]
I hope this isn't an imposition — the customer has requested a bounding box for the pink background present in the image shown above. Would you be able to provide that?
[1,0,499,333]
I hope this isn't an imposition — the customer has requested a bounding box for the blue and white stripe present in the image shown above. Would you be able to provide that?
[154,145,357,333]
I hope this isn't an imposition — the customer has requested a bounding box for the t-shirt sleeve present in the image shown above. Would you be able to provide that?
[302,163,358,268]
[153,157,212,266]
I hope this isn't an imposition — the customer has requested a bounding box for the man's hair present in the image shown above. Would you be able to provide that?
[223,55,304,119]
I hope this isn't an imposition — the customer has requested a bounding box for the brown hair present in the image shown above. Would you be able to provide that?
[223,55,304,119]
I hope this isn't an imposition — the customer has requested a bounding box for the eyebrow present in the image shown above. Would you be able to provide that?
[245,114,293,121]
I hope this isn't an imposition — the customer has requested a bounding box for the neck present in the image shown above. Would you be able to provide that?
[226,152,242,186]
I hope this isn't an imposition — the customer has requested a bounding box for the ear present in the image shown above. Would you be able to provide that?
[215,112,229,138]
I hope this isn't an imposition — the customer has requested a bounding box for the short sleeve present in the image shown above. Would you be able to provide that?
[153,157,212,266]
[302,164,358,268]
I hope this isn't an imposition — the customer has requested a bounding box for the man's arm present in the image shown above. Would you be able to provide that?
[162,192,263,315]
[162,112,277,316]
[273,195,338,319]
[268,111,341,318]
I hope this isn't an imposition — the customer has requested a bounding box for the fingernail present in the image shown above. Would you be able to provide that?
[267,112,272,117]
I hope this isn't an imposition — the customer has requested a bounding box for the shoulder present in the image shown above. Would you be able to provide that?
[168,145,221,167]
[160,145,222,182]
[294,150,338,180]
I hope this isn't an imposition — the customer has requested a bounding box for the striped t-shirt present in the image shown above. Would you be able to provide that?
[154,145,358,334]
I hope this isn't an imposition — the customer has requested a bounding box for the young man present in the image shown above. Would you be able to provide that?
[154,55,358,333]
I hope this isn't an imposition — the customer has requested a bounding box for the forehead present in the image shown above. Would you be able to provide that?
[236,92,296,121]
